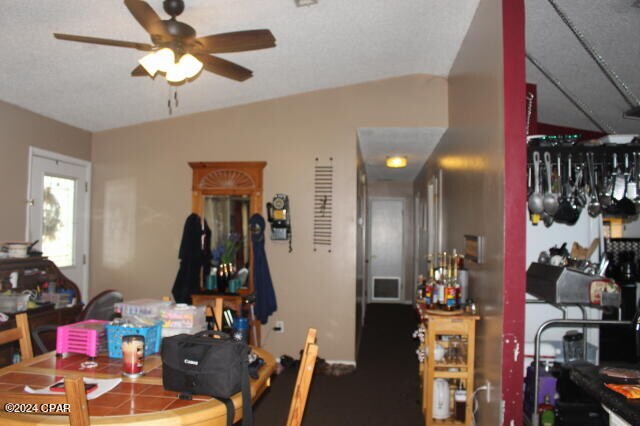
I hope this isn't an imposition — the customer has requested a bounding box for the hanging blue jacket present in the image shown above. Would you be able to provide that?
[250,214,277,324]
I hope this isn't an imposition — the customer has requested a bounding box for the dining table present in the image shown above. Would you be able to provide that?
[0,347,276,425]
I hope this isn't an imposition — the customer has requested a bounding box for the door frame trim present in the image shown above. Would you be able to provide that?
[26,146,92,302]
[367,196,405,304]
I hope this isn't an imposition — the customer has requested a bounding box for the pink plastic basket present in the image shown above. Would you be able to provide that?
[56,320,108,357]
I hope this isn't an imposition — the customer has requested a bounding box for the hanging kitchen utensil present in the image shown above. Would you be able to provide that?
[633,153,640,212]
[616,153,637,216]
[574,163,587,209]
[543,151,559,216]
[627,153,638,201]
[613,153,626,201]
[600,155,613,208]
[587,152,601,217]
[557,153,579,224]
[528,151,544,215]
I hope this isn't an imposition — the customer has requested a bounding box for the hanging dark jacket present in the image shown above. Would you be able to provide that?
[172,213,211,304]
[250,214,277,324]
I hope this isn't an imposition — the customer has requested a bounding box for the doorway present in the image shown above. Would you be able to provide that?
[367,198,405,303]
[27,147,91,302]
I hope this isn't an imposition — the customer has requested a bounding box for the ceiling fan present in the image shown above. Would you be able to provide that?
[54,0,276,84]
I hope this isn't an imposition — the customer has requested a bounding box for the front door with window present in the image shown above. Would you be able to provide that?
[28,148,90,301]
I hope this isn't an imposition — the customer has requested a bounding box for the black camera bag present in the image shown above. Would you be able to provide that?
[161,330,252,426]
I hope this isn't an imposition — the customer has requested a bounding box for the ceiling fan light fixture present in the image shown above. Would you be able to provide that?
[386,156,407,168]
[178,54,203,79]
[138,47,175,76]
[165,62,186,83]
[154,48,176,73]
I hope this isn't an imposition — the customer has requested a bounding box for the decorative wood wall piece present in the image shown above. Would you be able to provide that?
[189,162,266,217]
[313,157,333,252]
[189,161,266,295]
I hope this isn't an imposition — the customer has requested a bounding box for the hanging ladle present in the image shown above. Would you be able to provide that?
[543,151,559,216]
[528,151,544,215]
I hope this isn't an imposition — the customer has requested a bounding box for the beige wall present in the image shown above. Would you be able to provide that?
[355,148,367,353]
[0,100,91,241]
[91,74,448,362]
[367,180,415,302]
[414,0,505,424]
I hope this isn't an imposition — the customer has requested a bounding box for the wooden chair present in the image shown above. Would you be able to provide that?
[0,313,33,361]
[286,328,319,426]
[0,376,90,426]
[191,294,262,346]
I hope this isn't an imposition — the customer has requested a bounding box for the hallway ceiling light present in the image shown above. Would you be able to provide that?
[295,0,318,7]
[386,156,407,168]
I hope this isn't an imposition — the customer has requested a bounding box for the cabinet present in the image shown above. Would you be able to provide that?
[0,257,83,366]
[418,304,479,426]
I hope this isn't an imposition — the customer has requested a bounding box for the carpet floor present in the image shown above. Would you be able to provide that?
[252,303,424,425]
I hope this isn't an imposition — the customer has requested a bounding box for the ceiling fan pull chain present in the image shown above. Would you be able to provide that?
[174,89,179,108]
[167,98,172,115]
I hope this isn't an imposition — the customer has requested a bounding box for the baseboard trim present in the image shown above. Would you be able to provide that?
[325,359,357,366]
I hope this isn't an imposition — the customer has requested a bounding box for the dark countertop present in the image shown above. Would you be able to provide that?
[568,361,640,425]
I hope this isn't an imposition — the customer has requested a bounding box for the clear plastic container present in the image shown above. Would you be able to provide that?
[114,299,172,319]
[161,304,206,329]
[0,293,30,313]
[161,324,207,338]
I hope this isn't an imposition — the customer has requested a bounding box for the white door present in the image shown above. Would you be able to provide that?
[368,198,404,302]
[27,148,90,302]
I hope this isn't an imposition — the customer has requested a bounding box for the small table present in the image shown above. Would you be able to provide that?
[0,348,275,425]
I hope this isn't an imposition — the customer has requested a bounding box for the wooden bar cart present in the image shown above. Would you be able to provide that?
[417,303,479,426]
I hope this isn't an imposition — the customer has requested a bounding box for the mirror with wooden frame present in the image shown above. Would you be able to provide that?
[189,162,266,295]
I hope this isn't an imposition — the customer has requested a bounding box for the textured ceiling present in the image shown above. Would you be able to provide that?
[358,128,446,182]
[0,0,479,132]
[526,0,640,135]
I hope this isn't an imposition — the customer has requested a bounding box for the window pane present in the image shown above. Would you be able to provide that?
[42,175,76,267]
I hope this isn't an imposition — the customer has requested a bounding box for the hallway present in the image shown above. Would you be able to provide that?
[253,303,423,425]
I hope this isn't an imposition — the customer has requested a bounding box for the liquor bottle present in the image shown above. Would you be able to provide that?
[424,255,435,309]
[436,253,446,310]
[416,274,426,303]
[445,256,457,311]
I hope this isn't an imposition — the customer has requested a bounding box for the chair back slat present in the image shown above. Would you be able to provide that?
[0,376,89,426]
[286,328,318,426]
[0,313,33,360]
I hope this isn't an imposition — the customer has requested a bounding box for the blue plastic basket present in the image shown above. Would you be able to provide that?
[105,321,162,358]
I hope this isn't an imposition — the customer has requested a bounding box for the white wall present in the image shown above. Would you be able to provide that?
[525,210,602,362]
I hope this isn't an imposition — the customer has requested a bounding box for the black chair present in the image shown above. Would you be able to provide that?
[32,289,123,354]
[76,289,123,322]
[31,324,59,354]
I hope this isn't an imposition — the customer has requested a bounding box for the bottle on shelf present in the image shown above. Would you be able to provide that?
[454,382,467,422]
[538,395,555,426]
[425,255,435,309]
[436,253,447,310]
[416,274,426,303]
[445,255,458,311]
[457,252,469,304]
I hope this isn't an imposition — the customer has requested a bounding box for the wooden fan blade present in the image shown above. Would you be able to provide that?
[194,29,276,54]
[124,0,170,38]
[194,54,253,81]
[54,33,153,50]
[131,64,150,77]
